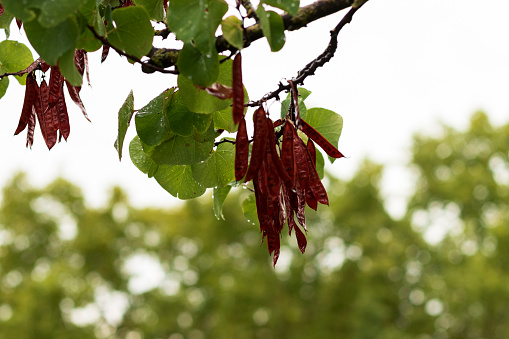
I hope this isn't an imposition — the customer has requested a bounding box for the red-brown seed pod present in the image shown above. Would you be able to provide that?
[300,118,344,159]
[33,81,46,147]
[293,131,311,193]
[305,147,329,206]
[244,107,267,182]
[84,52,90,85]
[282,184,296,235]
[74,49,86,76]
[266,118,293,188]
[293,224,307,254]
[307,139,316,167]
[273,119,284,128]
[264,146,281,199]
[66,80,90,121]
[56,91,70,141]
[40,60,50,73]
[305,184,318,210]
[295,181,307,231]
[26,107,36,148]
[101,45,110,63]
[15,72,37,135]
[235,117,249,181]
[48,66,63,107]
[40,80,57,149]
[281,121,296,186]
[232,52,244,125]
[253,172,269,234]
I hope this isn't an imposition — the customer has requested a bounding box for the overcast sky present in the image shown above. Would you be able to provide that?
[0,0,508,218]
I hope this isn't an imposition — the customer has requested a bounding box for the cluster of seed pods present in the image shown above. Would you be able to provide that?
[234,104,344,265]
[14,50,89,149]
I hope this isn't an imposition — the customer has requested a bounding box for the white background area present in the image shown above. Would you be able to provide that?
[0,0,508,218]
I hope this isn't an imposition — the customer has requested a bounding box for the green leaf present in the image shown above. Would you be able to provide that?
[178,58,233,113]
[305,107,343,163]
[58,48,83,87]
[93,8,106,36]
[0,77,9,100]
[167,0,205,42]
[129,136,158,174]
[1,0,37,23]
[193,0,228,54]
[24,17,79,65]
[213,185,231,220]
[135,89,173,146]
[78,0,96,24]
[177,43,219,87]
[77,27,103,52]
[154,165,206,199]
[212,107,238,133]
[165,91,212,137]
[0,40,34,85]
[133,0,165,21]
[38,0,87,28]
[221,16,244,50]
[193,114,213,134]
[242,194,260,226]
[280,87,311,120]
[108,6,154,59]
[115,90,135,160]
[191,142,235,188]
[256,5,285,52]
[262,0,300,16]
[315,146,325,179]
[149,124,215,165]
[0,10,15,39]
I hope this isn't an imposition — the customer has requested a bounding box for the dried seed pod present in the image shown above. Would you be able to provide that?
[244,107,267,182]
[266,118,293,188]
[232,52,244,125]
[15,72,37,135]
[234,117,249,181]
[300,118,344,159]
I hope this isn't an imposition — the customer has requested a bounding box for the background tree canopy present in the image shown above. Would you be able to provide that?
[1,112,508,338]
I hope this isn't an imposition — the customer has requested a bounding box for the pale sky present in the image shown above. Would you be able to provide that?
[0,0,508,218]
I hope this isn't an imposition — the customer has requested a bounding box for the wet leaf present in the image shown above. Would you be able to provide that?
[108,6,154,59]
[135,89,172,146]
[221,16,243,50]
[115,90,134,160]
[256,5,285,52]
[191,141,235,188]
[0,40,34,85]
[154,164,206,199]
[213,185,231,220]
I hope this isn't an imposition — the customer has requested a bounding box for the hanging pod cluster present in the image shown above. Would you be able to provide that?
[232,53,344,265]
[14,50,90,149]
[235,108,345,265]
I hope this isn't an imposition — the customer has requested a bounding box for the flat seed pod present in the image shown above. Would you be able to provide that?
[300,118,344,159]
[234,117,249,181]
[232,52,244,125]
[244,107,267,181]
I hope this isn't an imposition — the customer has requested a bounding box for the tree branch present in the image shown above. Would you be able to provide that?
[248,3,365,107]
[142,0,354,73]
[86,25,178,75]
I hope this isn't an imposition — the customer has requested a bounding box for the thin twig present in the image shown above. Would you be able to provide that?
[248,3,366,107]
[86,25,178,75]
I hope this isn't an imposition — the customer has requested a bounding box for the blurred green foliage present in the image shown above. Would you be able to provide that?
[1,112,509,338]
